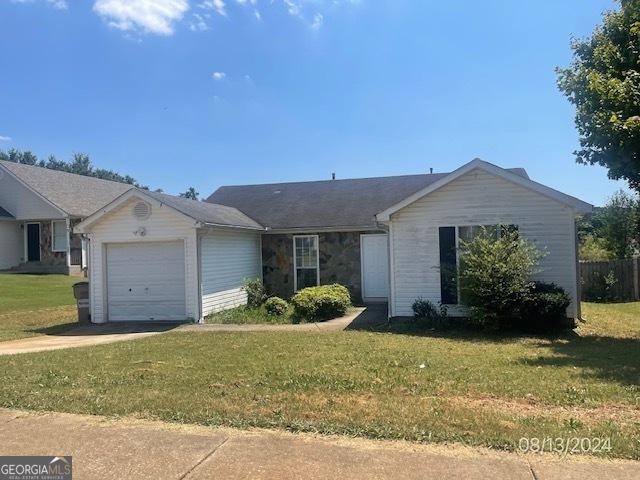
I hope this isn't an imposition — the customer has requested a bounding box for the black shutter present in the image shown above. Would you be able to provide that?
[439,226,458,304]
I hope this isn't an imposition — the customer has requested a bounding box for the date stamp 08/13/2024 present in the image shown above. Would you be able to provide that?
[518,437,612,456]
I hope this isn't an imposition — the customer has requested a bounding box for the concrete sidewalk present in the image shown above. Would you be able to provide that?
[0,409,636,480]
[179,306,371,333]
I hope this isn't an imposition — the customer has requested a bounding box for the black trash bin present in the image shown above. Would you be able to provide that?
[72,282,90,323]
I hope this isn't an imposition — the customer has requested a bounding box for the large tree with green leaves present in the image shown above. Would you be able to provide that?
[557,0,640,192]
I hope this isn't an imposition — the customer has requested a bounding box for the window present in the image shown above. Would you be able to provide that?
[439,224,518,304]
[52,220,68,252]
[294,235,319,291]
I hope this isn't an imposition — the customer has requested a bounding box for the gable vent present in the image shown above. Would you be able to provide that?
[132,201,151,220]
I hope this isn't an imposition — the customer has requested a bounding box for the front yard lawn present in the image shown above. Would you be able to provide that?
[0,301,638,459]
[0,274,79,342]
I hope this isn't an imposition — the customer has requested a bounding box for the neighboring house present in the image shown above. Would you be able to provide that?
[74,158,591,324]
[0,160,132,275]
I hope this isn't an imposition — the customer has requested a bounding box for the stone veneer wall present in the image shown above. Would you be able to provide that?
[38,220,67,268]
[262,231,385,304]
[29,219,83,274]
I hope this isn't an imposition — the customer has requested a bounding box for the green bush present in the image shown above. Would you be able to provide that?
[519,282,571,332]
[242,278,266,308]
[264,297,289,316]
[412,298,448,327]
[291,284,351,321]
[458,229,544,329]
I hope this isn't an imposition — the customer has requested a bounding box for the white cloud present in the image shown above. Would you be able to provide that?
[199,0,227,16]
[0,136,12,142]
[310,12,323,30]
[212,71,226,80]
[47,0,68,9]
[189,12,209,31]
[93,0,189,36]
[11,0,68,10]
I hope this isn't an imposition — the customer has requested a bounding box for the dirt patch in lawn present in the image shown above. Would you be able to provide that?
[447,395,640,426]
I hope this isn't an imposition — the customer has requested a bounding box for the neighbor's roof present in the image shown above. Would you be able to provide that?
[207,168,530,230]
[0,206,14,218]
[143,190,264,229]
[0,160,133,217]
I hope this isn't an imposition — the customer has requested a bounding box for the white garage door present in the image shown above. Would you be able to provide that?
[361,234,389,300]
[106,241,186,322]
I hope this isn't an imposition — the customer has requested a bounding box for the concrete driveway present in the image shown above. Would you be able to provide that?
[0,409,637,480]
[0,323,178,355]
[0,305,387,355]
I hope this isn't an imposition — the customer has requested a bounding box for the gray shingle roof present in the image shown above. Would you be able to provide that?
[0,161,133,218]
[0,206,14,218]
[143,190,263,229]
[207,168,529,230]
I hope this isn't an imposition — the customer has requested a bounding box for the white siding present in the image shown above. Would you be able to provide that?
[390,168,579,318]
[0,221,23,269]
[86,197,199,323]
[200,228,262,316]
[0,170,65,220]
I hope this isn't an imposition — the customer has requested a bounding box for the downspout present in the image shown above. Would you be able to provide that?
[65,217,71,273]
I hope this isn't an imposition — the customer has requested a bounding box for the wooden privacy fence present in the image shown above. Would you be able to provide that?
[580,258,640,302]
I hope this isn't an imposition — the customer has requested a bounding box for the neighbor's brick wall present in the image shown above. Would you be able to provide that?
[262,231,384,303]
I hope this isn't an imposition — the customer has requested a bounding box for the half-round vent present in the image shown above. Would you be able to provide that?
[133,201,151,220]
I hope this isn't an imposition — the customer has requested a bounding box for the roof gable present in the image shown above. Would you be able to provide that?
[75,188,264,233]
[0,161,133,217]
[376,159,592,221]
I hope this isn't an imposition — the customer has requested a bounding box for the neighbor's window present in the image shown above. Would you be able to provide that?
[439,224,518,304]
[52,220,68,252]
[294,235,319,291]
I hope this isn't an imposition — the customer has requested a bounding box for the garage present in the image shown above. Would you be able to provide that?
[106,241,186,322]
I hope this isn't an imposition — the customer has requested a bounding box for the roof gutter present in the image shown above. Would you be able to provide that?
[198,221,267,231]
[263,225,384,234]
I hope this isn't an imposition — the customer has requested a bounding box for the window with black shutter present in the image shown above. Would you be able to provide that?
[439,226,458,305]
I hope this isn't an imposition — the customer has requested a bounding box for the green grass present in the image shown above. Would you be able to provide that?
[0,302,637,459]
[205,305,295,324]
[0,274,79,341]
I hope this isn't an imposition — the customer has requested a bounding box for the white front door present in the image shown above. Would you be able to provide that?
[361,234,389,301]
[106,241,186,321]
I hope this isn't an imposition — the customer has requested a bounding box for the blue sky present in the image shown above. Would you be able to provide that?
[0,0,628,205]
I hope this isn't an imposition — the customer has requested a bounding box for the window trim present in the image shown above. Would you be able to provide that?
[293,234,320,292]
[51,220,68,253]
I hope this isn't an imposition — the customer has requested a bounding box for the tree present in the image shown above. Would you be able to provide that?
[557,0,640,193]
[597,189,639,258]
[180,187,199,201]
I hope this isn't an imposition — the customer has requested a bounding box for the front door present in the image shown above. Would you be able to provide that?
[26,223,40,262]
[361,234,389,301]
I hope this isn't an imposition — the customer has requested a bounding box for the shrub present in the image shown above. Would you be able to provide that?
[412,298,448,327]
[291,284,351,321]
[264,297,289,316]
[519,282,571,332]
[242,278,266,308]
[458,229,544,329]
